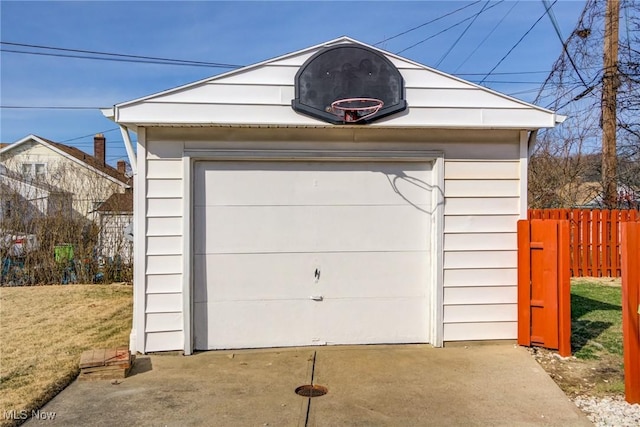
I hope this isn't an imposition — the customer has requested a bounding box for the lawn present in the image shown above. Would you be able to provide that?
[532,277,625,397]
[0,285,132,426]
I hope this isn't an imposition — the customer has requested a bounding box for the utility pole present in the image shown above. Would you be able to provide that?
[601,0,620,208]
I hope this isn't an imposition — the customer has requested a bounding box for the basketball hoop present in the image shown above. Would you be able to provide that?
[330,98,384,123]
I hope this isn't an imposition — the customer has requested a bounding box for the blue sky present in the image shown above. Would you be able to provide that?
[1,1,586,165]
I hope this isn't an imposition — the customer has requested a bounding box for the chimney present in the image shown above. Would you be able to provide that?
[94,133,106,166]
[117,160,127,175]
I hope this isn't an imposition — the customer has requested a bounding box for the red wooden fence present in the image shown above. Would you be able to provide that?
[517,219,571,356]
[621,222,640,404]
[528,209,639,277]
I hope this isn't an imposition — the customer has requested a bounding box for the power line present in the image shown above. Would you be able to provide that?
[478,0,558,84]
[435,1,492,68]
[0,41,241,68]
[61,128,120,143]
[374,1,482,46]
[0,105,100,109]
[396,1,504,55]
[0,48,236,69]
[453,1,520,73]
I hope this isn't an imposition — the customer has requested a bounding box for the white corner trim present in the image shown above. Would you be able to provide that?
[133,128,147,354]
[520,131,530,219]
[182,155,193,355]
[431,153,445,347]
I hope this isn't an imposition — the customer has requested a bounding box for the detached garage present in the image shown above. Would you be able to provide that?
[104,37,563,354]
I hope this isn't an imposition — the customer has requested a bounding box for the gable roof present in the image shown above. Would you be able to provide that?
[107,36,564,130]
[0,135,130,187]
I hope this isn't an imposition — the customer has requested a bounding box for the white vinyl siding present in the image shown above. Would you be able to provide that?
[143,139,185,351]
[441,158,520,341]
[139,129,523,351]
[116,40,557,129]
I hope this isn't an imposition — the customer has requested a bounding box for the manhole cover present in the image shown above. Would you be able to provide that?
[295,384,328,397]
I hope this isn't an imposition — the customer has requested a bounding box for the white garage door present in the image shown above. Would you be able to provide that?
[193,161,432,350]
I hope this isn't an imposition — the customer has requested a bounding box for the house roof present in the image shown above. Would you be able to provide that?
[96,191,133,213]
[0,135,130,187]
[106,36,565,130]
[0,143,9,149]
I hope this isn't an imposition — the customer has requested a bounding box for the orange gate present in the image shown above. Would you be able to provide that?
[517,219,571,356]
[621,222,640,404]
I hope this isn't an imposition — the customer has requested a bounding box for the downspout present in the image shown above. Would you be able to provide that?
[119,125,138,175]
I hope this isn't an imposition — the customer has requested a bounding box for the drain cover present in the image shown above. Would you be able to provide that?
[295,384,328,397]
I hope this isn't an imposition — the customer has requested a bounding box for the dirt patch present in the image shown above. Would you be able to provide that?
[529,346,625,398]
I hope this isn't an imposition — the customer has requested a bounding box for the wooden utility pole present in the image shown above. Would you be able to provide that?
[601,0,620,208]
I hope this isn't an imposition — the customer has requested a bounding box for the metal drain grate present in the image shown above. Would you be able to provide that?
[295,384,328,398]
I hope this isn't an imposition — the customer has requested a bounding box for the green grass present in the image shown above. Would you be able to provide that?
[571,279,623,360]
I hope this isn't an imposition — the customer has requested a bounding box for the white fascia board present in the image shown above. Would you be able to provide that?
[3,135,129,189]
[101,107,115,119]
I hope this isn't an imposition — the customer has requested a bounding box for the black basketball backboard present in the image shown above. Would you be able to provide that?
[292,45,407,124]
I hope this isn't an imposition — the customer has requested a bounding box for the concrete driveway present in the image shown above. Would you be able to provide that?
[27,344,591,426]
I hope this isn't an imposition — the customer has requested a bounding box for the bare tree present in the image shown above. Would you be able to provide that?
[531,0,640,208]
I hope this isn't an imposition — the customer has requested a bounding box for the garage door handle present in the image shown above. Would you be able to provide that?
[310,295,323,301]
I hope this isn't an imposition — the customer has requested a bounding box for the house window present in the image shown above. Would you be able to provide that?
[22,163,46,179]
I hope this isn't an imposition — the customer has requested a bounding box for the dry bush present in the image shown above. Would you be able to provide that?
[1,159,132,285]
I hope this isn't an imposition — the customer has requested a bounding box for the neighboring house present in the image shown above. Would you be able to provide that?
[95,189,133,263]
[0,134,130,221]
[104,36,564,354]
[0,169,72,226]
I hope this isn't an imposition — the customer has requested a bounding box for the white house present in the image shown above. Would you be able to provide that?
[104,37,564,354]
[0,134,130,221]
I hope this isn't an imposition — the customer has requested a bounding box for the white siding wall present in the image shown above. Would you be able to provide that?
[144,139,184,352]
[442,159,519,341]
[140,127,522,352]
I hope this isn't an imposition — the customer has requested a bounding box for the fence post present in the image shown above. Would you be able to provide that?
[621,221,640,404]
[517,220,531,346]
[558,220,572,357]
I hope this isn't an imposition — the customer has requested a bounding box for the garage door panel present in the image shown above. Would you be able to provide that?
[193,253,317,302]
[195,162,432,207]
[195,205,430,254]
[315,252,430,299]
[194,300,314,350]
[316,298,429,344]
[194,251,430,303]
[193,205,318,254]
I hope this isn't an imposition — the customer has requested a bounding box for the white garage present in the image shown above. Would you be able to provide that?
[193,160,433,350]
[104,36,563,354]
